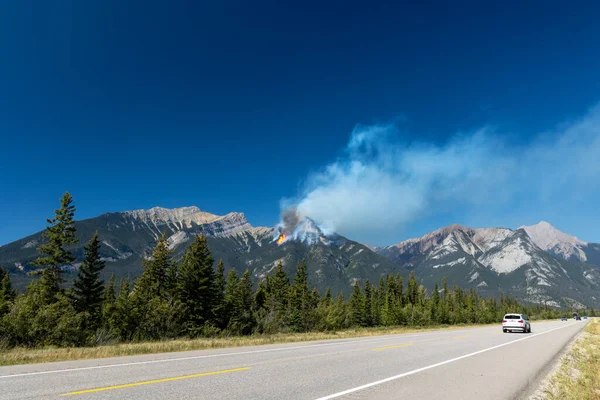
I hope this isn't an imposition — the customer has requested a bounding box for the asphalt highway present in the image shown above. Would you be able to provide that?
[0,319,587,400]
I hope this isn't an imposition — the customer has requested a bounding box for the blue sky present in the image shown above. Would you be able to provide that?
[1,1,600,246]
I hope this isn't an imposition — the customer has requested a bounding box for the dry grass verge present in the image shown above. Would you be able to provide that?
[542,318,600,399]
[0,323,499,366]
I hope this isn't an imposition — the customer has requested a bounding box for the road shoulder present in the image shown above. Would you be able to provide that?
[529,318,599,399]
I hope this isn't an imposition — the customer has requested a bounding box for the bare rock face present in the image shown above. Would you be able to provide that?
[520,221,588,262]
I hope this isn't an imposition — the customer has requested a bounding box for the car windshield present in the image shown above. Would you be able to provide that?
[504,315,521,319]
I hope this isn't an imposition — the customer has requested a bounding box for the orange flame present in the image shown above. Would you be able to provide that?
[276,234,287,245]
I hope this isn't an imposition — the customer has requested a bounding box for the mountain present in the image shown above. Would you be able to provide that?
[3,206,600,307]
[0,206,399,294]
[376,223,600,308]
[520,221,600,266]
[520,221,588,261]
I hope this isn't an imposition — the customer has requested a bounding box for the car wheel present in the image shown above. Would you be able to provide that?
[503,329,507,333]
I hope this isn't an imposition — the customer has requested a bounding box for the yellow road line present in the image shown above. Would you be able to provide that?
[453,335,470,339]
[372,343,413,351]
[61,367,250,396]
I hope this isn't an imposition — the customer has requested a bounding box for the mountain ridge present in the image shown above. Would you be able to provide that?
[0,206,398,295]
[1,207,599,308]
[375,221,600,308]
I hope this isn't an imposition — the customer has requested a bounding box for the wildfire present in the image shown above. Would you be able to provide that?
[276,234,287,245]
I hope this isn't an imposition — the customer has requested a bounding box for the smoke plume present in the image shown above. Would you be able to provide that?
[282,104,600,245]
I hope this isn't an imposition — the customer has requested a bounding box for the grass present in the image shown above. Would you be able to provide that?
[0,322,499,367]
[543,318,600,399]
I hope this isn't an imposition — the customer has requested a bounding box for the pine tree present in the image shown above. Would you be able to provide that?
[395,274,404,306]
[135,233,173,299]
[105,274,116,304]
[289,260,310,331]
[293,260,309,298]
[235,269,255,334]
[407,271,418,306]
[165,262,179,299]
[363,280,373,326]
[101,274,117,333]
[111,279,134,340]
[323,288,332,306]
[131,233,178,339]
[431,283,440,323]
[269,262,290,312]
[255,279,267,310]
[32,192,78,297]
[71,233,105,325]
[223,269,239,330]
[0,266,16,316]
[177,234,216,330]
[350,281,365,327]
[213,259,227,329]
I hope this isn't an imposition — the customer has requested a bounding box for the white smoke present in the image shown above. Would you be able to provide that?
[283,104,600,244]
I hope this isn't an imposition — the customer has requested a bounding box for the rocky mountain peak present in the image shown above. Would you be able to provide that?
[519,221,588,261]
[123,206,218,228]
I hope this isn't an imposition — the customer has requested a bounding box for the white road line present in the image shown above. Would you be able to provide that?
[313,322,580,400]
[0,327,495,379]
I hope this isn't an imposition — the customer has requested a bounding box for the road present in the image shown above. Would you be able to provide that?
[0,319,587,400]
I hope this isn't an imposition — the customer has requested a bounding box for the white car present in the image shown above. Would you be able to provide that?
[502,313,531,333]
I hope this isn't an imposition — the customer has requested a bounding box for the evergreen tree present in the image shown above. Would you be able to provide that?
[269,262,290,312]
[235,269,256,334]
[431,282,440,323]
[323,288,332,306]
[407,271,419,306]
[396,274,404,305]
[293,260,309,297]
[177,234,216,330]
[255,279,267,310]
[363,280,373,326]
[213,259,227,329]
[223,269,239,330]
[104,274,116,304]
[165,262,179,299]
[32,192,78,298]
[135,233,173,299]
[110,279,134,340]
[71,233,106,325]
[0,266,16,316]
[350,281,365,326]
[131,234,179,340]
[289,260,310,331]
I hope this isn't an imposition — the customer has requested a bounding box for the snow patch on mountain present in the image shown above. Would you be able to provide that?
[432,256,466,269]
[353,248,364,257]
[520,221,588,261]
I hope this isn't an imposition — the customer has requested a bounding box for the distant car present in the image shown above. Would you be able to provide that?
[502,314,531,333]
[584,316,588,319]
[561,316,568,321]
[576,316,581,320]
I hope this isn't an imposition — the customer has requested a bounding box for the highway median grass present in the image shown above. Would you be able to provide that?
[543,318,600,399]
[0,322,504,366]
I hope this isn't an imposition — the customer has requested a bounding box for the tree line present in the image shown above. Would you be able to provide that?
[0,193,594,348]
